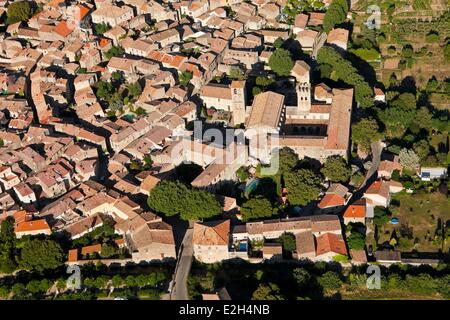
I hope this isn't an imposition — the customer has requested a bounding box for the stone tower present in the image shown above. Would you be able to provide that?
[231,80,246,126]
[292,60,311,113]
[297,81,311,113]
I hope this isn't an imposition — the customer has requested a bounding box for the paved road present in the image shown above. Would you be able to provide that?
[352,141,384,201]
[361,141,384,188]
[170,228,193,300]
[311,32,327,60]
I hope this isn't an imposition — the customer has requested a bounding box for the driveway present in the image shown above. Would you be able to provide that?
[170,228,193,300]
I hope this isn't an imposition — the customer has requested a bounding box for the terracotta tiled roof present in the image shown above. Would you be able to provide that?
[325,88,353,150]
[343,199,366,218]
[294,13,309,28]
[81,244,102,256]
[365,180,390,199]
[295,230,315,255]
[200,83,231,100]
[315,233,347,256]
[15,219,51,233]
[193,220,230,246]
[318,193,345,209]
[54,21,74,38]
[68,249,79,262]
[350,249,367,263]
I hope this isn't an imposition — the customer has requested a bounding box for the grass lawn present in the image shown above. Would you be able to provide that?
[339,286,445,300]
[377,192,450,253]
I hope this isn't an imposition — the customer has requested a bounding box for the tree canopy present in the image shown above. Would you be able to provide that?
[321,156,351,183]
[323,0,349,33]
[104,45,124,60]
[240,196,275,222]
[318,271,343,290]
[317,46,373,108]
[179,71,193,86]
[0,218,17,273]
[273,147,298,175]
[351,117,383,153]
[20,239,64,272]
[147,180,221,221]
[252,283,284,300]
[278,233,296,252]
[347,231,365,250]
[228,66,245,80]
[378,92,417,137]
[268,48,294,77]
[7,1,33,24]
[285,168,323,206]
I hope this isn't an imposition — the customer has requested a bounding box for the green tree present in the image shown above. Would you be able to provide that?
[179,71,193,86]
[323,0,349,33]
[95,81,113,100]
[112,275,124,288]
[321,155,351,183]
[148,180,188,216]
[278,232,296,252]
[351,117,383,153]
[273,37,284,48]
[7,1,32,24]
[398,148,420,170]
[147,180,221,220]
[127,82,142,100]
[318,271,342,290]
[180,189,222,221]
[94,22,110,34]
[104,45,124,60]
[347,232,365,250]
[411,107,432,131]
[240,196,274,222]
[273,147,298,175]
[268,48,294,77]
[100,243,118,258]
[413,140,430,160]
[228,66,245,80]
[373,206,390,226]
[0,217,17,273]
[19,240,64,272]
[293,268,311,291]
[378,92,417,137]
[252,86,262,96]
[285,169,322,206]
[252,283,284,300]
[255,76,274,90]
[317,46,373,107]
[125,275,137,287]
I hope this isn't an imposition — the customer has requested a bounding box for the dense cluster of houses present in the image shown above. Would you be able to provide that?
[0,0,446,267]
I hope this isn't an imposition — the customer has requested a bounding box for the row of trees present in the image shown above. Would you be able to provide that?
[0,271,167,300]
[317,46,374,108]
[190,260,450,300]
[323,0,349,33]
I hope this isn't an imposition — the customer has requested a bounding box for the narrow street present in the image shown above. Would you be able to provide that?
[352,141,384,201]
[169,228,193,300]
[311,32,328,60]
